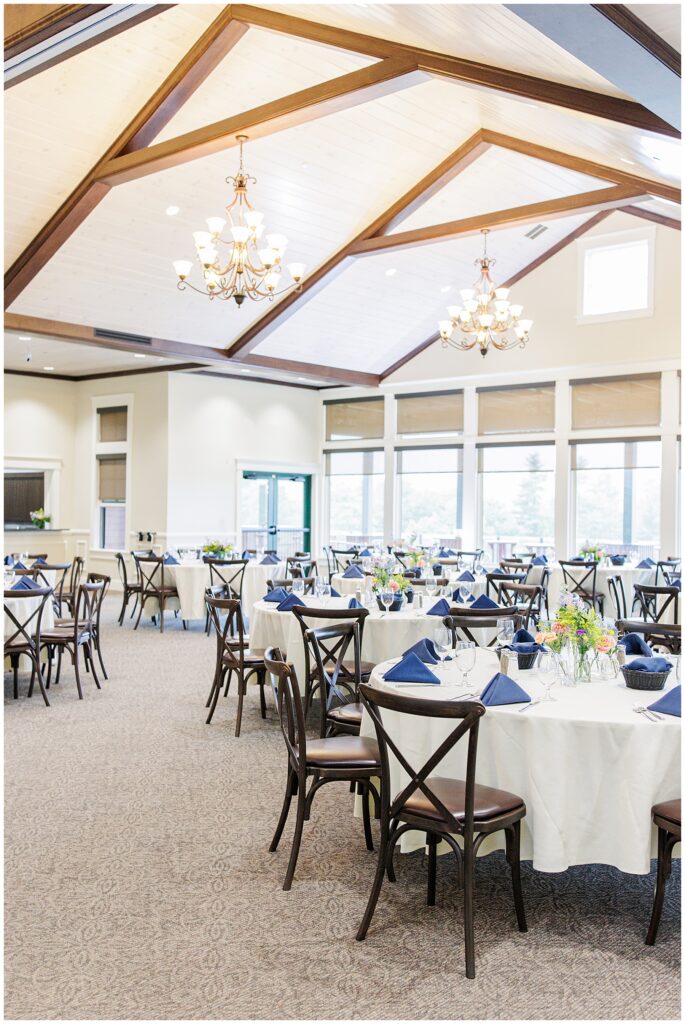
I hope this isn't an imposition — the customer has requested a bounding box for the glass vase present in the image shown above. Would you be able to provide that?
[572,645,593,683]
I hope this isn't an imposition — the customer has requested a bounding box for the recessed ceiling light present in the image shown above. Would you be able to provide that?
[240,368,251,373]
[133,353,146,359]
[43,366,54,371]
[385,268,397,277]
[620,157,636,165]
[297,376,308,381]
[165,205,180,216]
[19,335,31,341]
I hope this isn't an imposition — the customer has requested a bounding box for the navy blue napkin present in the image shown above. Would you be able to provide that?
[383,652,440,684]
[480,672,531,706]
[342,563,364,578]
[426,597,451,616]
[241,549,252,560]
[402,638,439,664]
[491,568,505,575]
[12,561,26,570]
[31,557,48,566]
[619,632,653,656]
[358,548,372,557]
[277,592,304,612]
[4,556,13,566]
[458,570,475,582]
[260,553,279,565]
[610,555,626,565]
[648,685,681,717]
[163,554,179,565]
[636,558,656,569]
[348,597,363,609]
[264,587,289,603]
[330,587,341,597]
[670,579,682,591]
[11,576,41,591]
[437,548,455,559]
[532,555,547,565]
[471,594,500,611]
[513,628,535,643]
[625,656,672,673]
[431,563,442,574]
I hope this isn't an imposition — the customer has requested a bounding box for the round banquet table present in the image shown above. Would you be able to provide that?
[249,595,452,690]
[332,573,487,600]
[361,649,680,874]
[4,592,55,637]
[242,561,287,615]
[141,560,286,622]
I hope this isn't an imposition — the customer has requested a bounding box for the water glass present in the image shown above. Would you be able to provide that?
[292,578,305,597]
[433,627,451,670]
[380,590,394,614]
[497,618,515,648]
[320,584,331,603]
[457,641,477,687]
[537,650,557,701]
[459,584,471,604]
[314,576,324,598]
[425,576,437,598]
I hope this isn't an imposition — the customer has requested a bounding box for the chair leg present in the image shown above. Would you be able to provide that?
[205,667,226,725]
[73,647,84,700]
[12,656,18,700]
[95,635,108,681]
[356,811,390,940]
[427,833,437,906]
[31,652,50,707]
[133,594,146,631]
[505,821,528,932]
[258,671,267,720]
[130,593,139,619]
[235,672,246,738]
[463,835,476,979]
[87,643,102,690]
[282,787,307,892]
[646,827,674,945]
[270,770,297,853]
[118,592,128,626]
[360,783,374,852]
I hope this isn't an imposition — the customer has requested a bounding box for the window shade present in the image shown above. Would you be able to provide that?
[325,450,383,475]
[571,376,660,429]
[478,386,555,434]
[4,473,45,525]
[396,392,463,435]
[98,455,126,501]
[325,399,384,441]
[98,406,127,442]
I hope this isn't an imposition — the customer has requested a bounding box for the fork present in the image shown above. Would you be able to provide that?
[633,703,663,722]
[518,699,542,713]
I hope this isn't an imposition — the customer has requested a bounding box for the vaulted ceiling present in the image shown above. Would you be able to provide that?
[4,3,681,386]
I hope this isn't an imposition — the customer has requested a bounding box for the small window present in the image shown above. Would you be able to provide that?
[396,391,463,438]
[478,385,555,435]
[571,375,661,430]
[578,228,654,323]
[97,454,126,549]
[325,398,384,441]
[4,472,45,527]
[98,406,127,442]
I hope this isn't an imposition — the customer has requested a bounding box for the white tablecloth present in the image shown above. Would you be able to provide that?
[362,649,681,874]
[249,595,452,688]
[4,594,55,637]
[141,560,286,622]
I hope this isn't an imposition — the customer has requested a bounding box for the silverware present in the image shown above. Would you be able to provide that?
[449,690,480,701]
[633,703,663,722]
[518,699,542,713]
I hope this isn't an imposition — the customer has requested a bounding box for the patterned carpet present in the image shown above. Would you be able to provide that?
[4,598,681,1020]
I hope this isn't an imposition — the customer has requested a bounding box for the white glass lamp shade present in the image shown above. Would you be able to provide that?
[245,210,264,229]
[478,313,494,328]
[287,262,305,282]
[509,304,523,318]
[206,217,226,236]
[518,319,533,332]
[264,271,281,291]
[514,326,526,340]
[259,248,276,268]
[230,225,250,244]
[266,233,288,253]
[494,288,510,301]
[205,271,220,290]
[193,230,212,249]
[173,260,192,280]
[464,299,478,313]
[198,247,217,266]
[459,309,470,323]
[438,319,453,340]
[460,288,475,302]
[447,305,462,320]
[477,292,490,307]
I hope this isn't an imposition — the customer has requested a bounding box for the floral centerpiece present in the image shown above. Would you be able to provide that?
[404,546,426,570]
[202,539,234,558]
[579,542,605,562]
[370,553,411,608]
[536,592,617,682]
[29,508,51,529]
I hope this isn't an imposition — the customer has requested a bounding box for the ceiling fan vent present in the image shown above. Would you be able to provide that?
[525,224,548,240]
[94,328,152,345]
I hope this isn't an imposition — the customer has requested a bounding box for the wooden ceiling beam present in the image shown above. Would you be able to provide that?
[225,129,491,359]
[620,205,682,230]
[479,130,681,205]
[228,4,679,137]
[4,8,249,309]
[241,354,380,387]
[592,5,681,76]
[378,208,615,380]
[349,185,650,256]
[97,57,424,185]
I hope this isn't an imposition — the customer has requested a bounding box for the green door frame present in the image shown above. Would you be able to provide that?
[242,471,312,546]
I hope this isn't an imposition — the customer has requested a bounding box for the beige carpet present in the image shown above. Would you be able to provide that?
[5,598,680,1020]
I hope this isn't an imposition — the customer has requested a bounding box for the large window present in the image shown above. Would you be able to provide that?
[95,405,128,550]
[571,375,660,430]
[396,391,463,438]
[572,440,661,558]
[478,385,555,434]
[396,447,462,543]
[325,398,384,441]
[578,228,654,323]
[479,444,555,561]
[4,472,45,527]
[326,450,384,545]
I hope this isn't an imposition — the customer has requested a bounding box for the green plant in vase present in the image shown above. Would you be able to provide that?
[579,542,605,562]
[536,592,617,683]
[202,539,233,559]
[29,508,51,530]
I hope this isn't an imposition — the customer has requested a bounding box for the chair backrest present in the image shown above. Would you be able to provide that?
[633,584,679,625]
[410,577,448,588]
[514,551,536,561]
[4,587,53,652]
[135,554,165,594]
[35,563,70,613]
[72,581,105,640]
[500,558,532,579]
[115,552,130,588]
[444,606,520,646]
[205,595,248,674]
[264,647,307,779]
[286,556,317,578]
[306,621,363,734]
[68,556,85,594]
[322,546,336,578]
[86,572,111,633]
[27,553,48,560]
[485,571,526,599]
[207,558,248,601]
[331,548,355,573]
[496,582,541,626]
[267,577,315,594]
[617,619,681,654]
[559,560,597,600]
[607,574,627,619]
[656,560,681,586]
[359,683,484,838]
[454,550,484,570]
[393,550,408,569]
[291,605,369,689]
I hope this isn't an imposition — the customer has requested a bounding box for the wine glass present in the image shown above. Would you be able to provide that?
[292,578,305,597]
[433,626,451,673]
[457,641,477,689]
[537,650,557,701]
[425,576,437,599]
[321,583,331,604]
[497,618,514,649]
[380,589,394,616]
[314,576,324,599]
[459,584,471,605]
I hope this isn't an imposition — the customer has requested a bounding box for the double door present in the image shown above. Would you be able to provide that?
[240,471,311,557]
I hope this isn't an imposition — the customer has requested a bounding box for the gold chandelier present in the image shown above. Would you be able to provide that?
[172,135,305,306]
[438,229,533,356]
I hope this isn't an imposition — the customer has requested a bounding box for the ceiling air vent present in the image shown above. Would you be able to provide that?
[525,224,548,240]
[94,328,152,345]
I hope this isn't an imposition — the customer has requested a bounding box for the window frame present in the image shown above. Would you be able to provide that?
[576,225,655,326]
[91,395,133,554]
[324,447,384,544]
[395,444,464,542]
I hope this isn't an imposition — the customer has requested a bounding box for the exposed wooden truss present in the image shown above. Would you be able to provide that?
[592,4,681,76]
[620,205,682,231]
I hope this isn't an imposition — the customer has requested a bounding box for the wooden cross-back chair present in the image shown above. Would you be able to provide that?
[116,552,141,625]
[40,581,105,700]
[646,799,681,946]
[443,606,521,647]
[607,575,628,619]
[656,559,681,587]
[204,595,267,734]
[356,683,527,979]
[322,546,336,582]
[331,548,357,574]
[495,582,543,629]
[559,560,604,614]
[34,562,70,617]
[4,587,53,706]
[291,605,372,720]
[133,555,181,633]
[485,572,526,600]
[267,577,316,594]
[264,647,380,892]
[85,572,111,680]
[632,584,680,626]
[286,556,317,578]
[61,556,85,616]
[306,621,365,738]
[616,620,681,655]
[456,550,484,569]
[203,558,248,635]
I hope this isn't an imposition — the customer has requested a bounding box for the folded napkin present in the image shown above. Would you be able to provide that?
[383,652,440,685]
[348,597,363,609]
[624,656,672,673]
[11,576,41,591]
[490,568,505,576]
[345,547,357,554]
[513,627,535,643]
[241,550,252,560]
[509,642,544,655]
[426,597,451,617]
[12,561,26,570]
[358,548,372,557]
[458,570,475,582]
[532,555,547,565]
[31,557,48,566]
[480,672,531,706]
[163,554,179,565]
[636,558,656,569]
[276,592,304,612]
[342,563,364,579]
[437,548,455,558]
[260,554,280,565]
[431,563,442,574]
[471,594,500,611]
[402,638,439,664]
[610,555,626,565]
[264,587,289,603]
[330,587,341,597]
[648,685,681,718]
[571,556,584,562]
[619,632,653,656]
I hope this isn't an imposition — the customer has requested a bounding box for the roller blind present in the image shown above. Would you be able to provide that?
[98,406,127,442]
[396,392,463,436]
[571,376,660,429]
[98,455,126,501]
[478,385,555,434]
[325,399,384,441]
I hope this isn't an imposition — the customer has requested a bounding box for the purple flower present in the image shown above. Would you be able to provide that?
[576,628,587,635]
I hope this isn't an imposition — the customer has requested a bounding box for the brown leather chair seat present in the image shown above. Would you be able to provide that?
[653,798,681,830]
[221,650,264,666]
[306,735,380,769]
[403,776,525,823]
[327,701,363,729]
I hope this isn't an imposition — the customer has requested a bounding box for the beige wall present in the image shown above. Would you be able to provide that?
[387,212,681,384]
